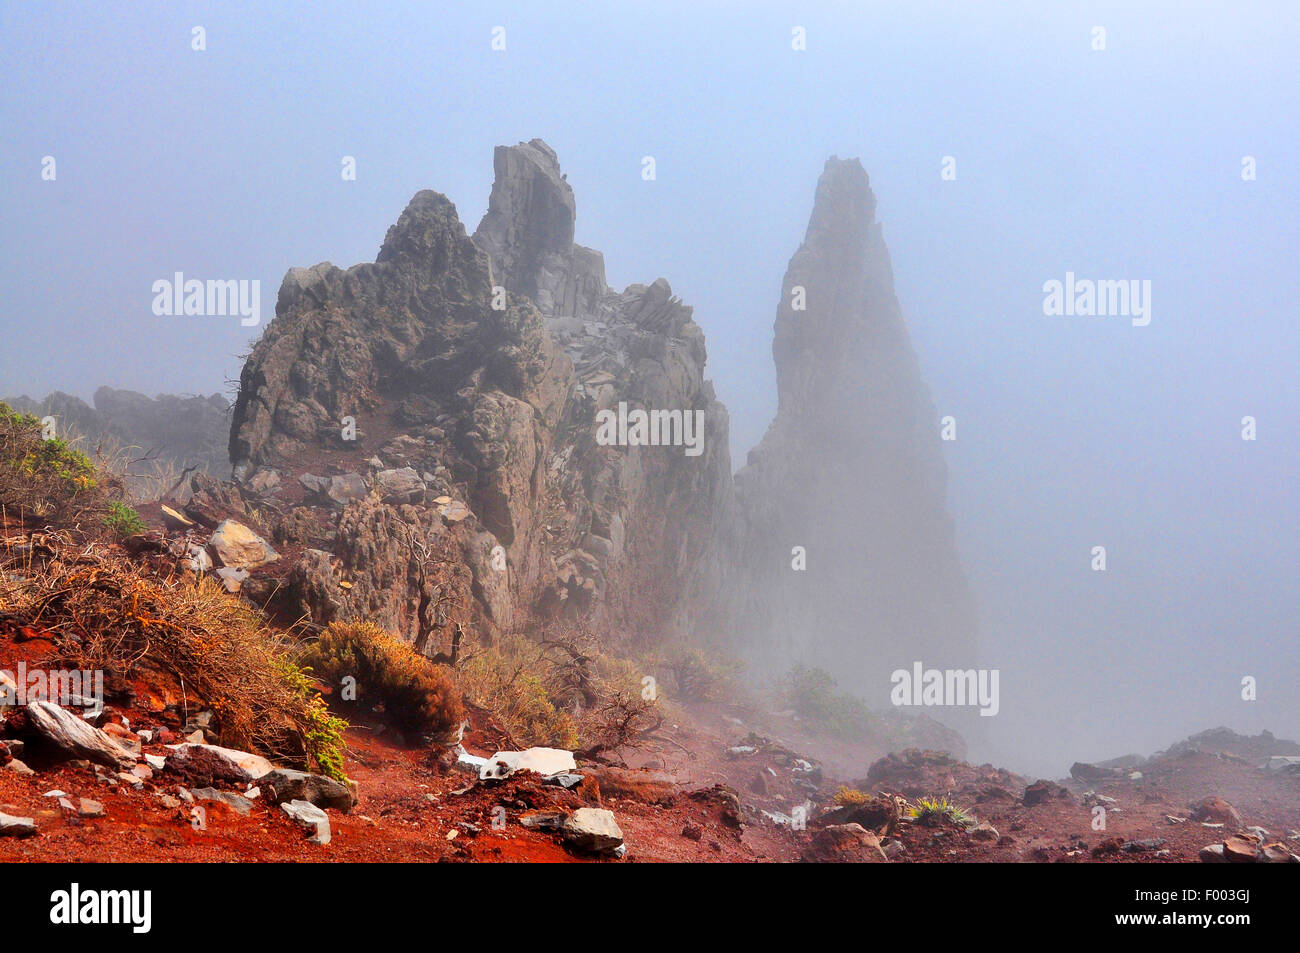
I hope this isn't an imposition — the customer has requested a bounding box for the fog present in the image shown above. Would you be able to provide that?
[2,1,1296,777]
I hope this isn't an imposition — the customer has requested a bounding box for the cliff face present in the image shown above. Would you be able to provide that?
[227,141,732,651]
[729,158,978,694]
[473,140,734,641]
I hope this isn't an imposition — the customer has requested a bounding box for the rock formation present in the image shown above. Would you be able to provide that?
[227,140,733,652]
[223,141,973,709]
[473,140,734,642]
[728,157,978,697]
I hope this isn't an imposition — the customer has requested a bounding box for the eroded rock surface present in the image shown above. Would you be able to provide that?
[227,140,733,652]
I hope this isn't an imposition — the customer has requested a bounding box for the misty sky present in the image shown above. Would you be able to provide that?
[2,1,1296,774]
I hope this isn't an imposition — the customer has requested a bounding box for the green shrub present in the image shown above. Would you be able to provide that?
[103,500,146,538]
[276,658,350,782]
[0,402,106,523]
[908,796,972,827]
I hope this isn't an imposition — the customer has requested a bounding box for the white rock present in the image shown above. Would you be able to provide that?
[185,543,212,573]
[0,811,37,838]
[25,701,137,769]
[454,747,489,775]
[479,747,576,780]
[164,742,274,779]
[281,799,331,845]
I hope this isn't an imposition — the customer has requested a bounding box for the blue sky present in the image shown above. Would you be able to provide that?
[2,1,1296,772]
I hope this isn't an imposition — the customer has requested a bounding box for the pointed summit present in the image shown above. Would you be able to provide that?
[730,156,977,696]
[473,139,604,318]
[804,156,876,248]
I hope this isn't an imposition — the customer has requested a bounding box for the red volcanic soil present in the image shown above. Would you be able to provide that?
[0,714,802,863]
[2,522,1297,863]
[4,656,1297,864]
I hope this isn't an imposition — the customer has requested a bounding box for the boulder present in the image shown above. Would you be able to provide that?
[191,787,255,816]
[1023,779,1067,807]
[818,794,899,833]
[800,823,888,863]
[562,807,624,855]
[1189,796,1243,828]
[0,812,38,838]
[257,769,355,813]
[326,474,367,506]
[164,742,273,785]
[23,701,136,769]
[375,467,425,504]
[1261,842,1299,863]
[208,520,279,570]
[1223,834,1262,863]
[968,821,1000,843]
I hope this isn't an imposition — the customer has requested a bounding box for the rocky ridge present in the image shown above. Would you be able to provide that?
[227,140,733,652]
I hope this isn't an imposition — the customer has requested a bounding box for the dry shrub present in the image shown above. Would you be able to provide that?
[299,621,464,742]
[576,688,663,760]
[0,531,347,777]
[54,420,207,505]
[457,632,579,750]
[664,646,741,702]
[458,626,666,757]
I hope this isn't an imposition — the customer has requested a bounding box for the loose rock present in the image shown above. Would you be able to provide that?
[562,807,624,855]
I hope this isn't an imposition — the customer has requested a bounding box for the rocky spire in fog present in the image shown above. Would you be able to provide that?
[473,139,606,319]
[731,156,978,696]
